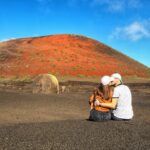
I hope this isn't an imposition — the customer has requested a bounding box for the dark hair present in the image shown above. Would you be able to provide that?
[97,83,114,100]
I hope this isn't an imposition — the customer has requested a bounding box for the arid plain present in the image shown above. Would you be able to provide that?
[0,80,149,150]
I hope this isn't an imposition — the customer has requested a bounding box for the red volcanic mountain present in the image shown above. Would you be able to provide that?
[0,34,150,77]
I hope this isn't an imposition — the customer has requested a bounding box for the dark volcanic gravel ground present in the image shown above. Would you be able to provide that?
[0,84,150,150]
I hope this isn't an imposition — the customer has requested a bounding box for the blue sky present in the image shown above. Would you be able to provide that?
[0,0,150,67]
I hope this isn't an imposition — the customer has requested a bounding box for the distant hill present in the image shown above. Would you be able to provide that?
[0,34,149,77]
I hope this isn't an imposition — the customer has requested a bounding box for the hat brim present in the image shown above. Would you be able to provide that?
[110,77,115,81]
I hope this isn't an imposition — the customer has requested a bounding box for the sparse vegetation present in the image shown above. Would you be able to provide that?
[77,74,86,78]
[0,34,149,78]
[0,75,32,83]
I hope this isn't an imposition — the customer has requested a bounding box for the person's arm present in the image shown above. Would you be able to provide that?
[99,98,117,109]
[89,95,94,104]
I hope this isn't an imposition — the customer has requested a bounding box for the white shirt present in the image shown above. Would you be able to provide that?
[112,84,134,119]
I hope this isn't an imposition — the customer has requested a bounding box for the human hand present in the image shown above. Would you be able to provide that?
[94,100,100,106]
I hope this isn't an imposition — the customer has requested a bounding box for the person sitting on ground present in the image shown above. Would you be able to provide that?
[98,73,134,121]
[89,76,114,121]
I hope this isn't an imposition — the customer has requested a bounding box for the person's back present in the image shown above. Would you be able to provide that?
[89,90,111,112]
[112,84,133,119]
[88,76,113,121]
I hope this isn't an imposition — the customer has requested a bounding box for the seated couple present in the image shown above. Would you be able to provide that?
[89,73,134,121]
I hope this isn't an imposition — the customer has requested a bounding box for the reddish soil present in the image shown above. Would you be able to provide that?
[0,34,150,78]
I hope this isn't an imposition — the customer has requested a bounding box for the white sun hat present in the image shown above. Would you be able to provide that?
[101,75,111,85]
[111,73,122,81]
